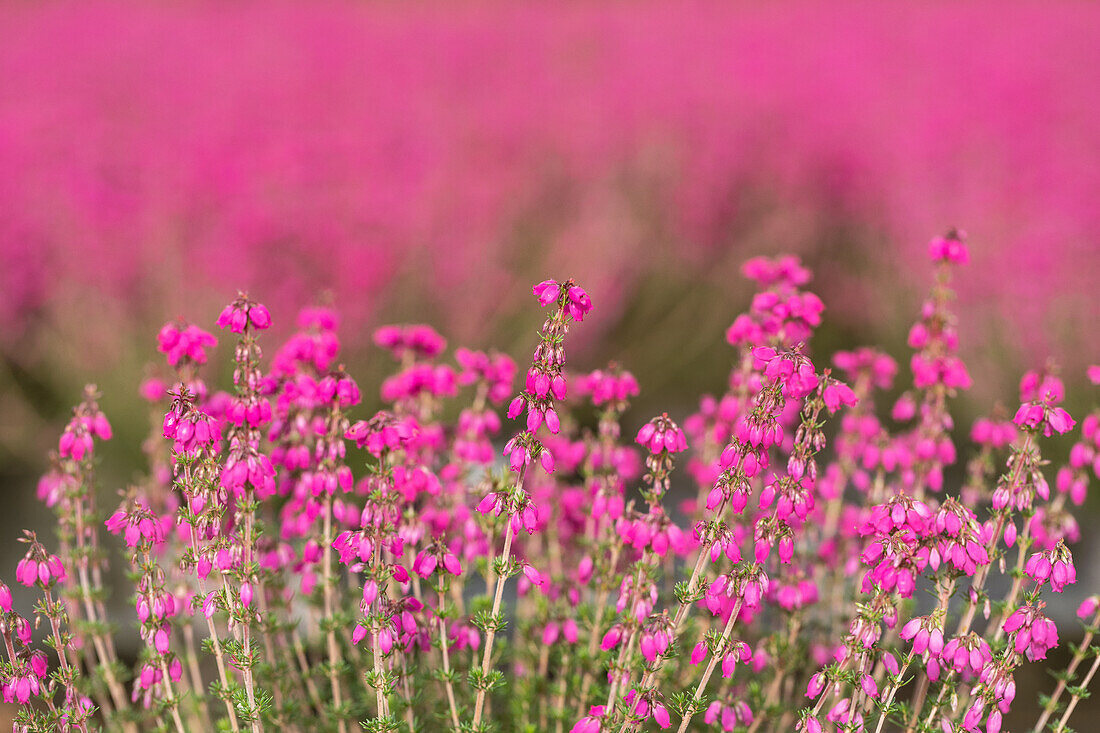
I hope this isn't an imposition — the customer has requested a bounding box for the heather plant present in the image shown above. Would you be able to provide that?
[4,235,1100,733]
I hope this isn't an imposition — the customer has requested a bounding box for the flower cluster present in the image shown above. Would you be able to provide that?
[4,244,1099,733]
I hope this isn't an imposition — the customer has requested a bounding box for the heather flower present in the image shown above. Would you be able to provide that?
[1020,370,1066,404]
[635,414,688,455]
[799,717,824,733]
[566,285,593,321]
[1003,604,1059,661]
[971,417,1018,448]
[570,707,605,733]
[58,408,111,461]
[833,347,897,389]
[705,700,754,731]
[1078,595,1100,620]
[216,293,271,333]
[928,230,970,264]
[346,411,417,456]
[1024,541,1076,592]
[6,256,1100,733]
[821,378,858,415]
[15,548,65,588]
[163,396,222,455]
[105,501,166,548]
[381,362,458,403]
[157,321,217,366]
[621,689,671,729]
[825,698,862,729]
[3,669,40,704]
[221,446,277,498]
[1014,400,1076,436]
[942,633,993,678]
[533,279,561,307]
[455,347,516,403]
[502,432,555,474]
[578,366,639,407]
[805,671,828,699]
[271,309,341,374]
[900,615,944,657]
[742,254,812,287]
[600,626,623,651]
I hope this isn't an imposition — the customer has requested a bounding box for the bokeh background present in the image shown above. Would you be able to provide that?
[3,0,1100,726]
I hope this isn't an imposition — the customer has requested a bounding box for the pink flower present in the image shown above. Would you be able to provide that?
[822,380,857,413]
[16,551,65,587]
[1014,401,1076,436]
[1003,605,1059,661]
[806,672,827,698]
[507,443,528,472]
[59,425,94,461]
[1047,406,1075,435]
[540,448,556,474]
[860,674,877,698]
[158,322,217,366]
[249,303,271,330]
[566,285,593,321]
[1025,542,1075,592]
[652,702,671,729]
[30,652,47,679]
[373,324,446,361]
[478,492,502,516]
[217,304,246,332]
[635,414,688,454]
[942,634,992,678]
[7,673,39,704]
[413,550,438,578]
[442,552,462,576]
[569,707,604,733]
[544,407,561,434]
[522,564,546,589]
[154,627,171,655]
[533,280,561,307]
[640,633,658,662]
[928,230,969,264]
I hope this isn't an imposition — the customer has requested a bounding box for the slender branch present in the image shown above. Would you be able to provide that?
[472,516,516,726]
[436,583,462,730]
[1055,651,1100,732]
[322,495,348,733]
[675,599,742,733]
[1035,609,1100,732]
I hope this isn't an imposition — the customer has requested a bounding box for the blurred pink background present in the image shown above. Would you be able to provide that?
[2,0,1099,470]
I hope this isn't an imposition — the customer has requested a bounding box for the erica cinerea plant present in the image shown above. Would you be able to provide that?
[4,232,1100,733]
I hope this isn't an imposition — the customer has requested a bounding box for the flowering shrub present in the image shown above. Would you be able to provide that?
[4,234,1100,733]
